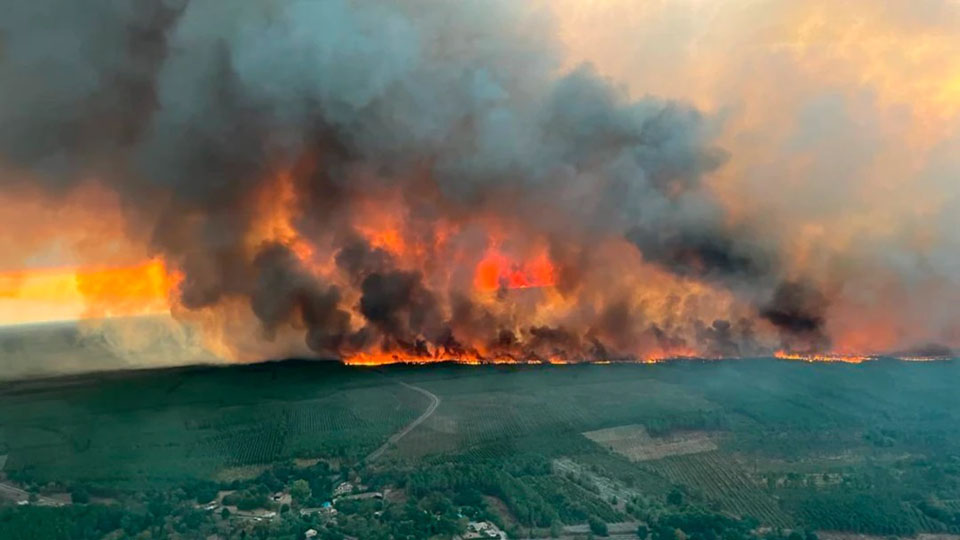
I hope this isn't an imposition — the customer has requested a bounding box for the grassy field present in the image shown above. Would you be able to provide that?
[3,359,960,535]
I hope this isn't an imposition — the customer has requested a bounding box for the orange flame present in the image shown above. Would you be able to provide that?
[344,350,516,366]
[774,350,870,363]
[474,247,557,291]
[2,172,954,367]
[248,171,315,263]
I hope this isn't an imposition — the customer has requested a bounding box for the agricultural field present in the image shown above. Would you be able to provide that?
[644,452,793,527]
[582,424,718,461]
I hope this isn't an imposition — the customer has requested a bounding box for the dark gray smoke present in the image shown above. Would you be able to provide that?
[251,243,350,354]
[760,281,830,353]
[0,0,823,360]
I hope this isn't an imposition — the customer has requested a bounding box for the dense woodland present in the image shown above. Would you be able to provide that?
[3,359,960,538]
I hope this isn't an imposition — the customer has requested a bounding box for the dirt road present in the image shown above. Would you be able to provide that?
[0,480,65,506]
[365,381,440,463]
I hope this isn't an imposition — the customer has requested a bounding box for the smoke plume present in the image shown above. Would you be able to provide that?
[2,0,958,367]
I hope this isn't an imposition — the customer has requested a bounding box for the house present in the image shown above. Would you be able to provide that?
[271,492,292,505]
[304,529,318,539]
[333,482,354,497]
[299,503,337,520]
[458,521,508,539]
[320,505,338,518]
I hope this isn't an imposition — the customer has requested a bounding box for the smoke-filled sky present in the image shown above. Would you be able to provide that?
[2,0,959,371]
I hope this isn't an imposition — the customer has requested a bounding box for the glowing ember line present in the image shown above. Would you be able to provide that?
[774,350,871,363]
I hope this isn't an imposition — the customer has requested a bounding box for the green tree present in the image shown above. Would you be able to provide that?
[291,479,311,505]
[637,524,650,539]
[194,485,218,504]
[71,487,90,504]
[589,516,609,537]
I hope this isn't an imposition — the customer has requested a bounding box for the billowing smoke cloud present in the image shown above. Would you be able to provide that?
[546,0,960,359]
[250,243,350,353]
[3,0,953,366]
[760,281,830,353]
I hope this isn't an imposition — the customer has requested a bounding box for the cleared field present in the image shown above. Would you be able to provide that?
[646,452,794,527]
[583,424,717,461]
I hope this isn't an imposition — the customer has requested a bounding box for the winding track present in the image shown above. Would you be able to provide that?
[0,480,64,506]
[365,381,440,463]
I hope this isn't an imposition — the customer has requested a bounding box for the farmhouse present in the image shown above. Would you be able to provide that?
[333,481,354,497]
[299,502,338,520]
[457,521,508,539]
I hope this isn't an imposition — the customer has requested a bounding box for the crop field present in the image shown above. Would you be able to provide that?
[582,424,718,461]
[645,452,793,527]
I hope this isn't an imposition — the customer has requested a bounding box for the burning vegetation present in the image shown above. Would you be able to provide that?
[0,0,957,367]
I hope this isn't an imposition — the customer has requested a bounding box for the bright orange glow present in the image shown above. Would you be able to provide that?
[248,171,315,263]
[1,171,951,365]
[774,350,870,364]
[474,247,557,291]
[75,259,181,319]
[0,259,179,326]
[364,228,406,255]
[342,339,710,366]
[344,350,514,366]
[342,348,713,367]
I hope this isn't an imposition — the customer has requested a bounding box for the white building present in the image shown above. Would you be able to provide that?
[459,521,508,539]
[332,482,354,497]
